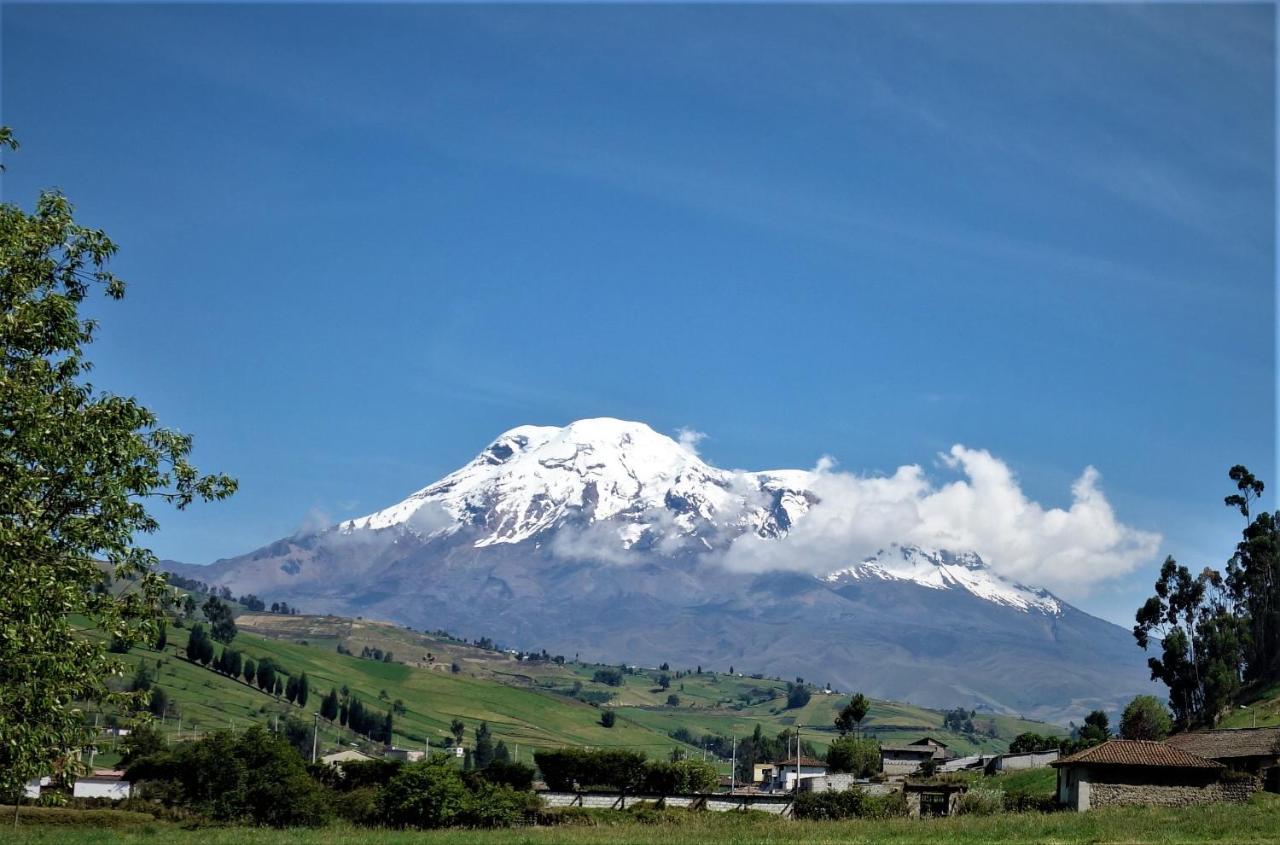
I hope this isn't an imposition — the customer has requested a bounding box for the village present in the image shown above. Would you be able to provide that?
[27,725,1280,821]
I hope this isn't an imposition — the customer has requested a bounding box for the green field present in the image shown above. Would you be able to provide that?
[87,607,1064,770]
[7,797,1280,844]
[233,611,1062,753]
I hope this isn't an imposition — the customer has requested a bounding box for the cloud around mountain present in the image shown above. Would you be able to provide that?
[718,444,1161,598]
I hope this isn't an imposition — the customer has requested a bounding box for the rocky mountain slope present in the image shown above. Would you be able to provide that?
[165,418,1157,722]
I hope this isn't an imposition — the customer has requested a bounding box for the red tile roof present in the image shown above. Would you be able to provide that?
[1165,727,1280,760]
[1052,740,1222,769]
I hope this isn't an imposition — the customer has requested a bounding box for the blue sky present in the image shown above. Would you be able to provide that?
[2,3,1274,624]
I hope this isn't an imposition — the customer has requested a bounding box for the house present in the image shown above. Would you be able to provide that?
[72,769,132,800]
[321,749,375,766]
[908,737,949,758]
[1051,739,1253,811]
[750,762,773,784]
[880,745,938,776]
[987,749,1060,773]
[384,747,425,763]
[760,756,827,792]
[1165,727,1280,792]
[23,777,50,799]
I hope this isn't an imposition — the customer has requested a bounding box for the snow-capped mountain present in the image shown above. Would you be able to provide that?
[823,546,1063,615]
[339,417,815,550]
[165,417,1157,722]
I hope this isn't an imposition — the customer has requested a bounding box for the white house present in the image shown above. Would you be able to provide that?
[384,747,425,763]
[761,756,828,792]
[23,777,50,799]
[73,770,132,800]
[321,749,375,766]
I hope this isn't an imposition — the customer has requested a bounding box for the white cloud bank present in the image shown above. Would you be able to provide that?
[720,445,1161,599]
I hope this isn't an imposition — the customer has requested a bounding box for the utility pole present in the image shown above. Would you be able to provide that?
[312,713,320,764]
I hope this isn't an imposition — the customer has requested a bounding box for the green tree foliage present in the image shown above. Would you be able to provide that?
[320,688,340,721]
[0,132,236,802]
[450,719,466,746]
[185,623,214,665]
[1135,465,1278,727]
[147,685,170,718]
[154,618,167,651]
[1135,556,1245,727]
[785,682,812,710]
[1078,710,1110,745]
[825,737,880,776]
[640,759,718,794]
[666,694,680,707]
[257,660,277,693]
[834,693,870,736]
[1120,695,1173,741]
[201,595,237,644]
[125,726,328,827]
[376,757,470,829]
[242,657,256,685]
[533,748,648,791]
[1008,732,1058,754]
[592,668,624,687]
[477,760,534,791]
[794,787,908,821]
[600,710,616,728]
[297,672,309,708]
[119,721,165,766]
[473,722,495,769]
[1224,467,1280,685]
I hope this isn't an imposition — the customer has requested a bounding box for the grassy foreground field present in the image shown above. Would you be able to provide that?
[7,798,1280,845]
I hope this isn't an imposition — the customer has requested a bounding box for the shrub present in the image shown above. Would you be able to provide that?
[377,758,470,829]
[478,760,536,791]
[825,737,880,776]
[329,785,381,826]
[124,726,330,827]
[956,789,1005,816]
[794,787,907,821]
[641,759,719,794]
[534,748,648,792]
[334,758,404,791]
[460,782,537,828]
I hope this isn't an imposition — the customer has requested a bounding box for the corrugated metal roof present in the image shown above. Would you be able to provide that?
[1052,739,1222,769]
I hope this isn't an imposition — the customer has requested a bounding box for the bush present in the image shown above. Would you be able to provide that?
[793,787,908,821]
[534,748,648,792]
[377,758,470,829]
[460,782,538,828]
[330,785,380,826]
[956,789,1004,816]
[825,737,880,776]
[123,726,330,827]
[2,806,158,828]
[478,760,536,791]
[334,758,403,791]
[641,759,719,794]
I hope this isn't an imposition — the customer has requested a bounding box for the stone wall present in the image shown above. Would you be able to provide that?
[1089,777,1256,808]
[538,792,794,816]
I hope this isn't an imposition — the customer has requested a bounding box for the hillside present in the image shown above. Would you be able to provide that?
[90,607,1063,768]
[165,417,1158,723]
[93,622,691,767]
[1218,682,1280,730]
